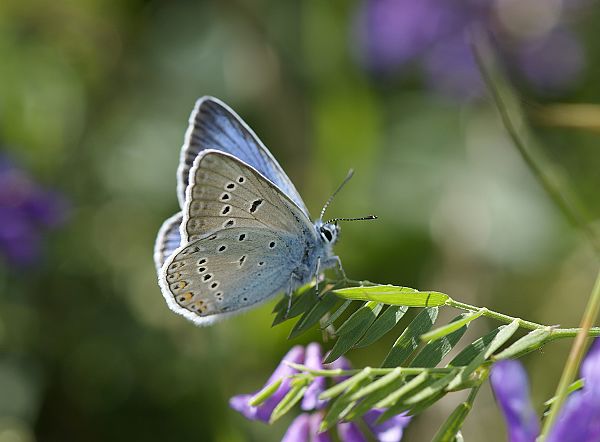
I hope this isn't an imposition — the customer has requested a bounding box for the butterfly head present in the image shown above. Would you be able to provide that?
[317,221,341,245]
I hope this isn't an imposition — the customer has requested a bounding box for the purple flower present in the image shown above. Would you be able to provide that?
[491,339,600,442]
[363,409,411,442]
[0,154,68,267]
[302,343,327,411]
[354,0,586,99]
[229,345,306,422]
[231,343,411,441]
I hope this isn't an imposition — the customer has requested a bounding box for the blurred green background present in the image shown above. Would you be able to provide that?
[1,0,599,440]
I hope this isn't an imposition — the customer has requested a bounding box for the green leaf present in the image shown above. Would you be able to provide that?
[334,285,449,307]
[374,371,430,409]
[447,321,523,390]
[355,305,410,348]
[319,367,373,401]
[348,367,404,401]
[410,315,470,368]
[494,327,553,360]
[269,376,310,423]
[543,378,584,409]
[320,300,353,329]
[288,292,339,339]
[484,319,520,358]
[421,309,486,342]
[382,308,439,367]
[320,375,372,431]
[404,371,456,405]
[431,401,471,442]
[324,302,383,363]
[272,285,317,326]
[449,327,503,367]
[345,375,407,420]
[249,378,282,406]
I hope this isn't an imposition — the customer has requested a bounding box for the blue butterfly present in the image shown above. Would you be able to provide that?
[154,97,373,325]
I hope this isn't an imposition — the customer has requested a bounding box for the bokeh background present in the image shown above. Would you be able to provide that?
[1,0,600,440]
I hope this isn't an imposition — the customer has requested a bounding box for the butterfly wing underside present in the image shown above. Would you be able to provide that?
[159,150,317,325]
[177,97,309,216]
[153,212,183,272]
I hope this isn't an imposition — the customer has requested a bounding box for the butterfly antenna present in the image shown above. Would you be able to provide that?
[326,215,378,224]
[320,169,355,220]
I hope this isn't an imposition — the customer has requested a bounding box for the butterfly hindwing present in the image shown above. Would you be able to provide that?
[177,97,309,215]
[181,150,314,243]
[153,212,183,272]
[160,227,309,324]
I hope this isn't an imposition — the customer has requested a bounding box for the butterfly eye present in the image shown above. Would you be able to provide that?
[321,227,333,242]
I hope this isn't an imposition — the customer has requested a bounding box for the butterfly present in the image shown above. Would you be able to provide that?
[154,97,373,325]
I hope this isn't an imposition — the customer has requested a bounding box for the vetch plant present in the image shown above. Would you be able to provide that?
[230,343,411,441]
[227,40,600,442]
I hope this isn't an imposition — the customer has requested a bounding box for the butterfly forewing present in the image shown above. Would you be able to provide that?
[182,150,313,243]
[177,97,309,216]
[161,227,307,323]
[153,212,183,272]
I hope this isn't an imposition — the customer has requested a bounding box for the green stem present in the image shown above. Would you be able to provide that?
[446,298,600,338]
[284,361,453,377]
[471,31,600,256]
[539,268,600,439]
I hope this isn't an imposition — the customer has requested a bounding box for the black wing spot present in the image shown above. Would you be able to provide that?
[249,199,263,213]
[238,233,246,241]
[203,274,212,281]
[226,182,235,190]
[224,219,235,228]
[208,235,217,241]
[221,193,230,201]
[211,282,219,289]
[238,176,245,183]
[269,241,276,248]
[242,297,248,302]
[221,205,231,215]
[258,261,264,266]
[198,258,207,265]
[198,267,206,273]
[239,255,246,266]
[218,245,226,252]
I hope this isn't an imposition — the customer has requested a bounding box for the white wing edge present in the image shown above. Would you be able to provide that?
[175,96,309,216]
[179,148,313,244]
[157,236,287,327]
[153,212,183,273]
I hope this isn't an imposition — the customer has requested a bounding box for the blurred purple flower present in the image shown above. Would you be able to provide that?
[301,342,327,411]
[229,345,305,423]
[230,343,411,441]
[490,338,600,442]
[354,0,586,99]
[0,154,68,267]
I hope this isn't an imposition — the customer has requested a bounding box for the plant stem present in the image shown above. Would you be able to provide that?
[471,31,600,256]
[539,268,600,439]
[284,361,453,377]
[446,298,600,338]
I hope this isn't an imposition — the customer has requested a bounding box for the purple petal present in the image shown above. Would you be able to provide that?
[229,346,306,422]
[302,343,327,411]
[282,413,310,442]
[363,409,411,442]
[354,0,470,72]
[309,412,333,442]
[581,338,600,395]
[337,422,368,442]
[547,338,600,442]
[490,360,540,442]
[546,391,600,442]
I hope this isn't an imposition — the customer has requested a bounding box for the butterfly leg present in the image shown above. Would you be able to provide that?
[285,272,300,318]
[332,255,348,282]
[315,256,322,298]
